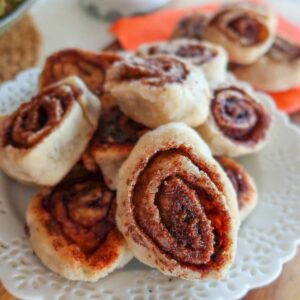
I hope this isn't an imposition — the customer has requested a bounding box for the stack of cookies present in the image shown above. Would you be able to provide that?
[0,2,274,283]
[173,3,300,92]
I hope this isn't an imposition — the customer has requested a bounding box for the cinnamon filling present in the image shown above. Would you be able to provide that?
[114,56,189,86]
[212,10,268,46]
[216,156,248,210]
[91,106,147,147]
[146,44,217,65]
[268,36,300,61]
[176,44,217,64]
[3,84,79,148]
[212,87,270,144]
[228,16,267,45]
[43,173,115,255]
[102,40,124,52]
[131,148,232,273]
[171,13,210,40]
[40,50,121,96]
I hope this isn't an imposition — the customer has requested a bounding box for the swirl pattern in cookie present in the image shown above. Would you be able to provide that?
[39,49,122,96]
[117,123,239,280]
[82,104,148,189]
[231,36,300,91]
[268,36,300,61]
[197,84,271,156]
[0,76,101,185]
[203,3,276,64]
[216,156,257,222]
[171,13,210,40]
[105,55,211,128]
[26,166,132,281]
[137,39,227,84]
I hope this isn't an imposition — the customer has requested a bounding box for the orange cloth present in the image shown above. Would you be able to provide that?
[110,3,300,113]
[269,88,300,114]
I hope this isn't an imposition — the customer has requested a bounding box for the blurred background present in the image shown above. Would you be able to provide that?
[1,0,300,68]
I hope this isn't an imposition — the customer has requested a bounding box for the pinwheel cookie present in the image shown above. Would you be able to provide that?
[26,165,132,281]
[0,76,100,186]
[137,39,228,84]
[203,3,277,64]
[105,55,211,128]
[39,49,122,97]
[196,83,271,157]
[231,36,300,91]
[117,123,239,280]
[171,13,211,40]
[82,101,148,190]
[216,156,257,222]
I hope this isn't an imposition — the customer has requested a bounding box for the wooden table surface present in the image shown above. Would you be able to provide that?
[1,248,300,300]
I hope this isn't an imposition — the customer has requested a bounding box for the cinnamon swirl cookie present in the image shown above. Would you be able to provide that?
[0,76,101,186]
[171,13,211,40]
[216,156,257,222]
[82,104,148,190]
[203,3,277,65]
[105,55,211,128]
[117,123,239,280]
[26,166,131,281]
[196,84,271,156]
[39,49,122,97]
[231,36,300,91]
[137,39,228,84]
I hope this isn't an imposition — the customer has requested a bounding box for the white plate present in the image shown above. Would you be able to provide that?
[0,69,300,300]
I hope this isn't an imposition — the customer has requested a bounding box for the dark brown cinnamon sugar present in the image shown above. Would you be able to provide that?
[39,49,122,96]
[93,106,147,147]
[1,84,80,148]
[171,13,210,40]
[42,170,116,256]
[102,40,124,52]
[210,5,269,46]
[25,162,130,277]
[216,156,257,221]
[112,56,189,87]
[216,156,256,211]
[176,44,217,64]
[268,36,300,61]
[141,43,217,66]
[211,87,271,144]
[83,105,147,165]
[131,147,232,275]
[81,104,148,187]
